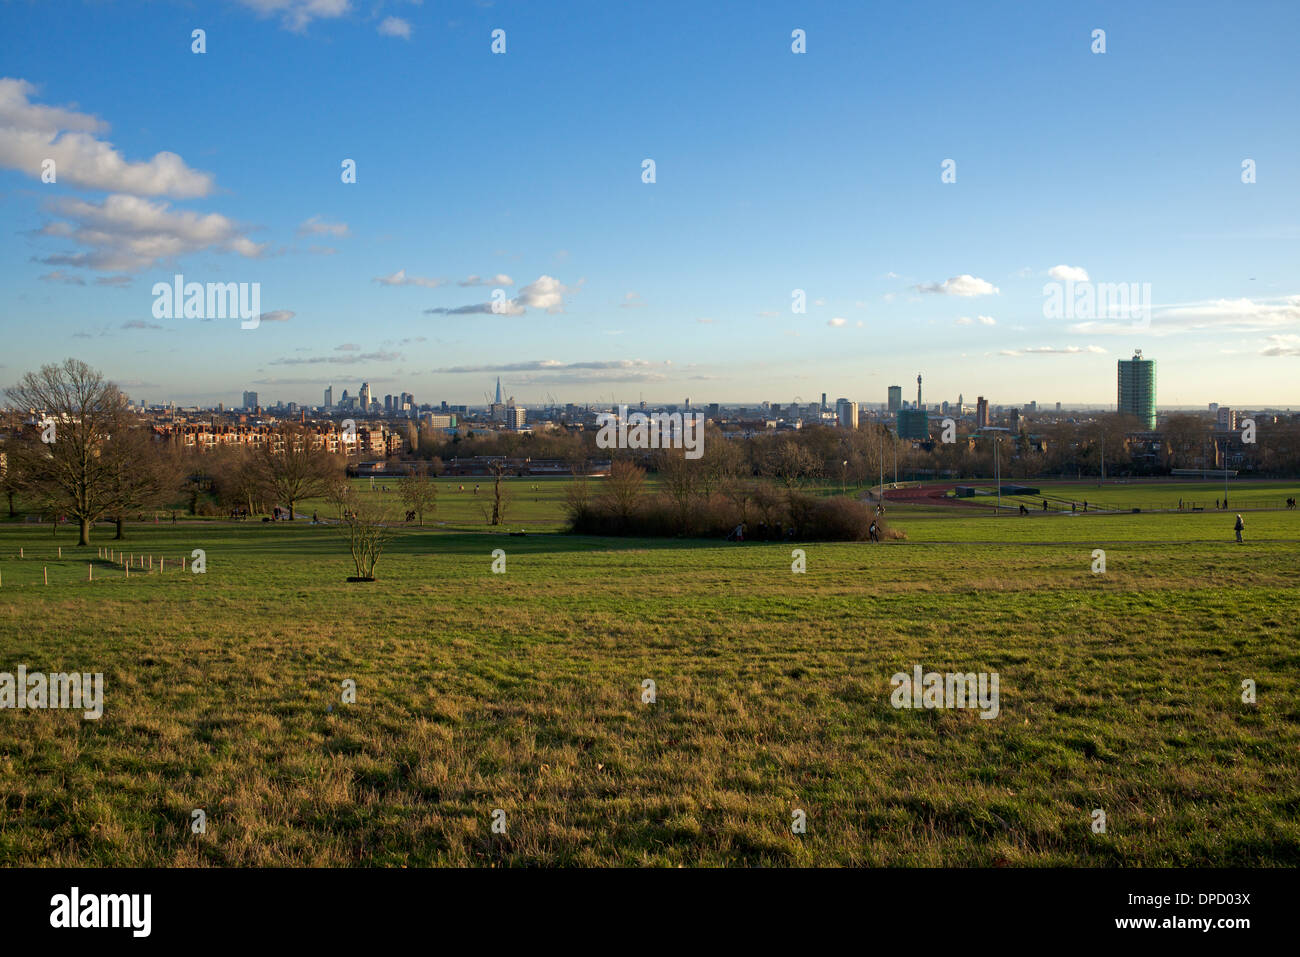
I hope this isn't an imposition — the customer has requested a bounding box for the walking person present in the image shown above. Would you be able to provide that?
[1234,513,1244,543]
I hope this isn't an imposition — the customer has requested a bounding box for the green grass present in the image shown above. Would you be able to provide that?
[1,495,1297,866]
[948,479,1300,513]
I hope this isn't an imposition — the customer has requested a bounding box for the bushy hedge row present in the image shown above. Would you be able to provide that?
[567,489,904,542]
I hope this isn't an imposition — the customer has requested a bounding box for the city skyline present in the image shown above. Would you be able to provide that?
[3,1,1298,408]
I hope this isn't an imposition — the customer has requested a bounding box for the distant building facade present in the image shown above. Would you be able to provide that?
[1117,350,1156,429]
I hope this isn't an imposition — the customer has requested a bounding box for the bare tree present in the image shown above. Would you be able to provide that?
[396,462,438,526]
[335,486,395,580]
[212,445,265,516]
[477,459,512,526]
[656,448,697,534]
[104,425,183,539]
[602,459,645,526]
[4,358,129,545]
[0,416,30,518]
[765,440,819,491]
[257,424,343,520]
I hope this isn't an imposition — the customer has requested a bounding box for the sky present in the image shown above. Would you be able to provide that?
[1,0,1298,410]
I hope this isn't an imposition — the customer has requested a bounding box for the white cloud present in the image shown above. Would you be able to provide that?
[828,317,847,327]
[978,315,996,325]
[458,274,514,287]
[259,309,295,323]
[620,291,646,308]
[38,270,85,285]
[271,349,400,365]
[237,0,352,33]
[297,216,349,238]
[1262,334,1300,356]
[424,275,582,316]
[0,78,214,197]
[914,274,1000,297]
[373,269,445,288]
[1000,345,1107,357]
[1070,296,1300,336]
[377,16,412,38]
[429,358,662,384]
[1048,264,1089,282]
[37,194,264,272]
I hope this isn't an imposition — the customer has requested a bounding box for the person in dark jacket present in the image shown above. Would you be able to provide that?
[1234,514,1244,543]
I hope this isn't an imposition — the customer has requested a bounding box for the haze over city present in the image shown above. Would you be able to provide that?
[2,0,1298,409]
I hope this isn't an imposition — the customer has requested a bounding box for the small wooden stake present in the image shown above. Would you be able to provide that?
[44,567,48,585]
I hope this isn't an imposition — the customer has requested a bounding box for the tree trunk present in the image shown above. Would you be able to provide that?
[5,491,14,518]
[288,497,296,521]
[115,516,125,540]
[79,517,90,546]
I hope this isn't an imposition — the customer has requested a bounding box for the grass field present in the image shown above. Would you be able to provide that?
[1,480,1298,866]
[947,479,1300,514]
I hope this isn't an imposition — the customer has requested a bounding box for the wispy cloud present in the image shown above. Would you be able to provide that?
[377,16,412,39]
[297,215,349,238]
[270,349,400,365]
[914,274,1000,297]
[1000,345,1107,357]
[374,269,445,288]
[425,275,582,316]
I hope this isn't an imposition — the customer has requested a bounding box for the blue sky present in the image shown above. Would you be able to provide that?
[2,0,1298,409]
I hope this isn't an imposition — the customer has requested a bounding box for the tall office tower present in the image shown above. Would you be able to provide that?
[916,374,923,410]
[887,385,902,412]
[360,382,373,413]
[324,385,333,409]
[821,392,827,412]
[835,398,859,429]
[242,391,258,410]
[495,377,503,404]
[958,393,963,413]
[1117,350,1156,430]
[976,396,989,428]
[1216,407,1237,431]
[384,395,394,413]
